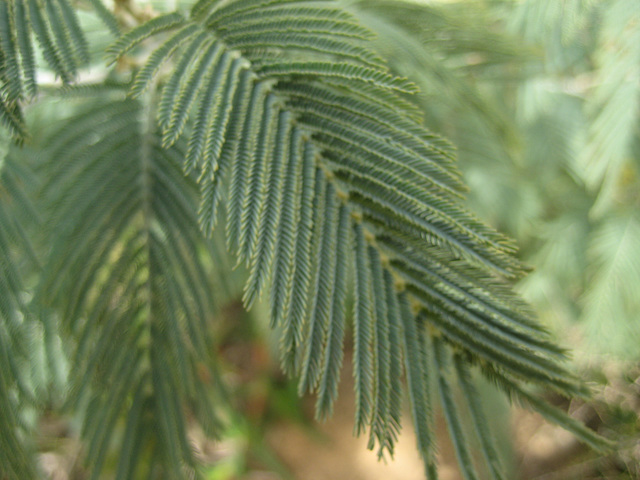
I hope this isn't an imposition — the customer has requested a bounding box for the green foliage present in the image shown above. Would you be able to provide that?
[0,0,620,478]
[36,89,228,478]
[507,0,640,359]
[0,156,39,480]
[582,209,640,357]
[0,0,92,140]
[353,0,640,362]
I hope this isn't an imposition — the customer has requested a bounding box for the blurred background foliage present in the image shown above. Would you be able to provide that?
[344,0,640,364]
[1,0,639,478]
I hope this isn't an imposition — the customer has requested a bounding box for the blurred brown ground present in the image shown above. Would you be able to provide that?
[265,353,463,480]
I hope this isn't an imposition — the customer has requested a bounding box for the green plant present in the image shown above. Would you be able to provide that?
[0,0,613,479]
[345,1,640,476]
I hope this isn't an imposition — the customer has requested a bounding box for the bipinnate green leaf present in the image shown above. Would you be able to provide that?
[99,0,616,476]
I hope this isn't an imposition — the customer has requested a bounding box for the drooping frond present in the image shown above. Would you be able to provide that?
[315,202,349,419]
[86,0,119,36]
[106,0,610,475]
[453,354,505,480]
[0,152,39,480]
[0,94,26,141]
[433,336,480,480]
[399,293,437,477]
[0,0,90,140]
[36,90,229,478]
[479,359,615,453]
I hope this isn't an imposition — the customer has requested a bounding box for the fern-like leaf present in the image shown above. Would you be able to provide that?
[433,336,481,480]
[36,91,228,478]
[0,154,39,480]
[453,354,505,480]
[105,0,611,475]
[0,0,90,140]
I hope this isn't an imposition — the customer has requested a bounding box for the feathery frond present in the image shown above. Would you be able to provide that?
[453,354,505,480]
[0,152,39,480]
[36,91,227,478]
[0,0,89,140]
[433,336,481,480]
[399,292,437,477]
[103,0,609,474]
[86,0,119,36]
